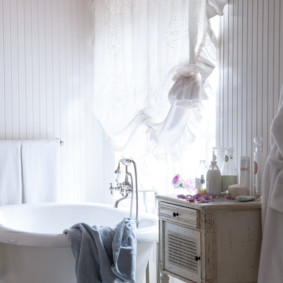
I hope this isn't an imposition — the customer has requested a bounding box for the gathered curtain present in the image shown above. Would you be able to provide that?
[92,0,228,155]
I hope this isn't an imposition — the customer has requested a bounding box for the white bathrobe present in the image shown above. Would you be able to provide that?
[258,86,283,283]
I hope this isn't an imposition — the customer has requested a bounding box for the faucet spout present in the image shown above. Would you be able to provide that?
[114,193,129,208]
[110,158,139,227]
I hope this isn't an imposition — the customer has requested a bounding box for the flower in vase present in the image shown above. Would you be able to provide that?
[172,174,184,188]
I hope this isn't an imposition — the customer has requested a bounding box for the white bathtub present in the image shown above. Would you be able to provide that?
[0,203,158,283]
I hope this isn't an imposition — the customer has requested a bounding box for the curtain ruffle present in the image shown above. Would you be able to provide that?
[153,0,228,150]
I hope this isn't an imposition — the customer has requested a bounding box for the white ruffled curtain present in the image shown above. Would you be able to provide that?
[92,0,227,155]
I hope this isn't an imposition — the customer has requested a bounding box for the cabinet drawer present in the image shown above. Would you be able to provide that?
[159,202,199,229]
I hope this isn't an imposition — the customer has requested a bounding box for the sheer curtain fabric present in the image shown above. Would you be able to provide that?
[92,0,227,154]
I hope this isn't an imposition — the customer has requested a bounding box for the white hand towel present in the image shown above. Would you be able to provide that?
[0,140,22,205]
[21,139,60,203]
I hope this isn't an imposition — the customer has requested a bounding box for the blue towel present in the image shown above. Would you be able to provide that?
[64,218,136,283]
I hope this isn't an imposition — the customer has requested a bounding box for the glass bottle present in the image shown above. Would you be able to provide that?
[213,147,225,171]
[206,152,222,196]
[253,137,263,200]
[221,147,238,193]
[195,160,206,190]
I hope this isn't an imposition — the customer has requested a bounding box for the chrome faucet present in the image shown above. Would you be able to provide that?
[110,158,139,226]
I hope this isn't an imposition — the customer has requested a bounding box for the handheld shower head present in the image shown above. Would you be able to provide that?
[120,158,132,166]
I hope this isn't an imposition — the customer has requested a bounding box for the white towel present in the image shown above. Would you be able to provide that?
[0,140,22,205]
[21,139,60,203]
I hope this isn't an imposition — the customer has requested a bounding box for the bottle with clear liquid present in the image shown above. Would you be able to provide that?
[198,175,207,194]
[195,160,206,190]
[213,147,225,172]
[254,137,263,200]
[221,148,238,193]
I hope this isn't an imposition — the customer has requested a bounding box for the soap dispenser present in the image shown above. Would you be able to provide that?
[206,151,222,196]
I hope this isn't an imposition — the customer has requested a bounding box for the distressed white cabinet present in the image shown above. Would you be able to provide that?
[156,195,262,283]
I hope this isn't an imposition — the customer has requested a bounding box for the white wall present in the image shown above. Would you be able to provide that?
[217,0,283,169]
[0,0,114,202]
[4,0,281,202]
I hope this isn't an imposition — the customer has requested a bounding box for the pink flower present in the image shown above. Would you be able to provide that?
[172,174,183,188]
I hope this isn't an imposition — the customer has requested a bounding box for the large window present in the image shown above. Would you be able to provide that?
[92,1,226,209]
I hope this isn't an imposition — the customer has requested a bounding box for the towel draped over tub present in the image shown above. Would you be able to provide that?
[64,217,136,283]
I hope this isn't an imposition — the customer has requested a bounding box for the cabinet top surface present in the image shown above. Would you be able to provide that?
[156,194,261,210]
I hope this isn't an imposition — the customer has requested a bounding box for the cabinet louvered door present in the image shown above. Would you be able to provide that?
[164,222,201,282]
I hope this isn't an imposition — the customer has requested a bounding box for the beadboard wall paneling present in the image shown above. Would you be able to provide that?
[217,0,283,171]
[0,0,114,202]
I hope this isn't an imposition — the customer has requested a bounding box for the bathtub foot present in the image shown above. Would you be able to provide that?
[160,273,170,283]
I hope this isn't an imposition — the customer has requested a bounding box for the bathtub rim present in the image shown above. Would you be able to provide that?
[0,202,158,247]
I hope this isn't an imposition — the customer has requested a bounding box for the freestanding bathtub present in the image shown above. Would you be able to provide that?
[0,203,158,283]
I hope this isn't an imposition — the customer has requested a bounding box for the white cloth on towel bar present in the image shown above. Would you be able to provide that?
[0,140,22,205]
[21,139,60,203]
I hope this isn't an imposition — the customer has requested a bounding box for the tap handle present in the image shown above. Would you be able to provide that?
[109,183,114,195]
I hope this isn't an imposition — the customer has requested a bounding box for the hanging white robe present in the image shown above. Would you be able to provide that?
[258,86,283,283]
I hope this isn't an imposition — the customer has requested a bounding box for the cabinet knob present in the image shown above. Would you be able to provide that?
[173,212,179,217]
[195,256,201,261]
